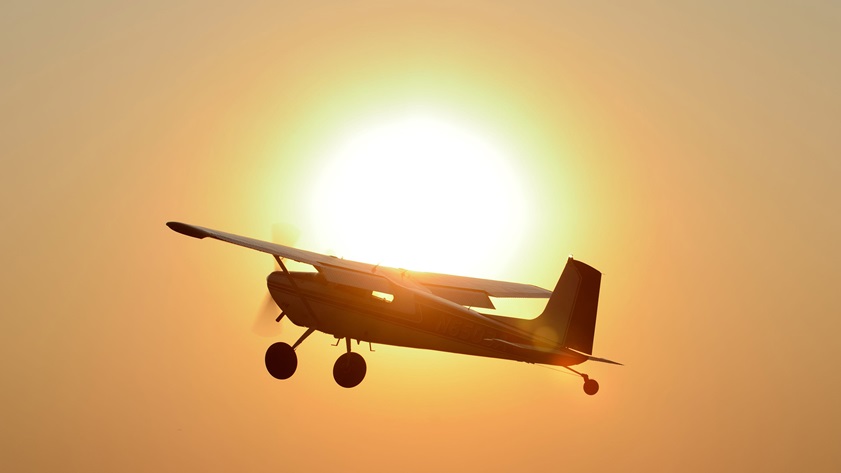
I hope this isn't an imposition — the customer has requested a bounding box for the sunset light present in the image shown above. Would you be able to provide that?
[308,112,529,276]
[4,1,839,472]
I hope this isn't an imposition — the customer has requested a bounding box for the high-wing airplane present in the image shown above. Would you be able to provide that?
[167,221,620,395]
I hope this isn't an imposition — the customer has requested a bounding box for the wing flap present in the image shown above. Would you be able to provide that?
[317,265,393,293]
[408,271,551,298]
[424,286,495,309]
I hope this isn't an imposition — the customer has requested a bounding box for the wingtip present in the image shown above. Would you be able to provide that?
[166,221,209,239]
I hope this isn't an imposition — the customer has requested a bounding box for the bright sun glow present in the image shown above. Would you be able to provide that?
[309,112,530,276]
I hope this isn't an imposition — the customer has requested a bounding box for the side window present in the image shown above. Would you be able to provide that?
[371,291,394,303]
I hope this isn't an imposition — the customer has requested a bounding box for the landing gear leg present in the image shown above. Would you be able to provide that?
[332,337,367,388]
[565,366,600,396]
[292,327,315,349]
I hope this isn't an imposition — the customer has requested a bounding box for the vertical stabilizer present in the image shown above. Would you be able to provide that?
[529,257,602,354]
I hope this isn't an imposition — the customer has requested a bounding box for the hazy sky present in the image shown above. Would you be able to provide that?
[2,1,839,471]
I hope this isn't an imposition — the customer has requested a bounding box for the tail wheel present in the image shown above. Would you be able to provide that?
[333,352,367,388]
[265,342,297,379]
[583,378,599,396]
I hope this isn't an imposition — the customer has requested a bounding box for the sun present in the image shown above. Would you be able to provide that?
[308,112,530,277]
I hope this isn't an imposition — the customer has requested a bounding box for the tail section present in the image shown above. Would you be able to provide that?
[529,257,602,354]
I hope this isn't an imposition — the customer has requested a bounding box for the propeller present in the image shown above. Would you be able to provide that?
[252,292,283,337]
[251,222,301,337]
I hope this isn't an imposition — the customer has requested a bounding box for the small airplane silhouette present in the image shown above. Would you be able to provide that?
[167,222,620,395]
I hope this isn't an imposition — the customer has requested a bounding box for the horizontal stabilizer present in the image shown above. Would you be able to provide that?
[486,339,622,365]
[583,355,623,366]
[565,347,623,365]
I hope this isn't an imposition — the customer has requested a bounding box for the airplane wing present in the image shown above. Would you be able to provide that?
[406,271,552,298]
[168,222,416,293]
[167,222,550,307]
[167,222,378,272]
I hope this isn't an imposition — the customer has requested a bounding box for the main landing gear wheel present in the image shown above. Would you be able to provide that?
[265,342,297,379]
[583,378,600,396]
[333,352,367,388]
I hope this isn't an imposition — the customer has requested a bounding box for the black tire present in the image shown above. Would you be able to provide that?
[583,378,599,396]
[265,342,297,380]
[332,352,367,388]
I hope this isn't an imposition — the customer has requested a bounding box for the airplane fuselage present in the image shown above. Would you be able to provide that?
[267,270,587,367]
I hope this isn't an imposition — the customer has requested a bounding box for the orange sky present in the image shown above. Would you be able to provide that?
[2,1,840,471]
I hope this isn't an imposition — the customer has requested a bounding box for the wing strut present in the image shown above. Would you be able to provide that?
[274,255,321,327]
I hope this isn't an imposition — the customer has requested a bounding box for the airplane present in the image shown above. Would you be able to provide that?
[167,221,620,395]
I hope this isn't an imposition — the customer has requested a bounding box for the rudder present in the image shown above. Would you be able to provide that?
[530,257,602,354]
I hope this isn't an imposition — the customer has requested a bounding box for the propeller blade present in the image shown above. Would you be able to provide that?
[252,293,282,337]
[253,222,300,336]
